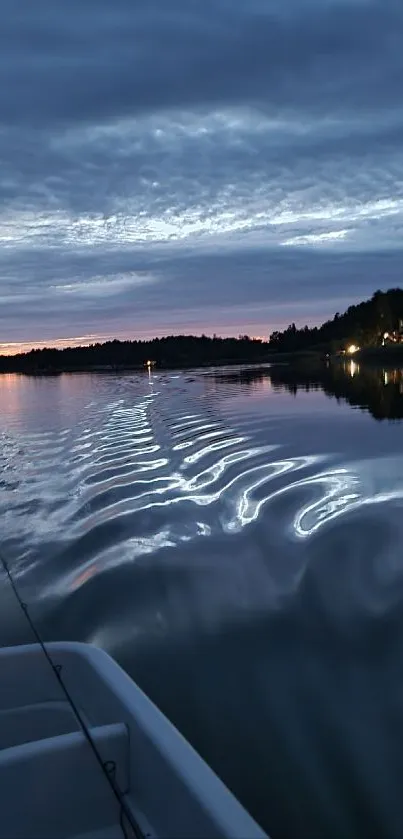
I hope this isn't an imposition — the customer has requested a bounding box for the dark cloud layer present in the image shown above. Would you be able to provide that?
[1,0,403,125]
[0,0,402,348]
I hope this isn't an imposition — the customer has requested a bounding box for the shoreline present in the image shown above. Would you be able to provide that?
[2,344,402,376]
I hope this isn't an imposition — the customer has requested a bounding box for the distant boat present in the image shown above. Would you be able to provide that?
[0,643,267,839]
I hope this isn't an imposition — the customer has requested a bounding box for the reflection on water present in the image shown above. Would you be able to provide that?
[213,361,403,420]
[2,367,403,838]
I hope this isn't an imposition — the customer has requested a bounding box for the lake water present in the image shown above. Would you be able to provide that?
[1,362,403,838]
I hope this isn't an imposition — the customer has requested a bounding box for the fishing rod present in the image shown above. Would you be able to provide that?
[0,550,144,839]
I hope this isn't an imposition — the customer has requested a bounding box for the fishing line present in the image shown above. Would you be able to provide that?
[0,551,145,839]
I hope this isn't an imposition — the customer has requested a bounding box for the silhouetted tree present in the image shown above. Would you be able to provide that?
[268,288,403,352]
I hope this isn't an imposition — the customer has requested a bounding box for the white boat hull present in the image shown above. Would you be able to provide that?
[0,643,267,838]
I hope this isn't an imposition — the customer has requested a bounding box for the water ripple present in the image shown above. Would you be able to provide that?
[1,372,403,598]
[3,369,403,839]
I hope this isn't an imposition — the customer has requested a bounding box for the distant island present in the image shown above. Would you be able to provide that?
[1,287,402,374]
[269,287,403,356]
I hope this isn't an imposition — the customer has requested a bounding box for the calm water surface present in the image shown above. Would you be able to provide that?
[1,363,403,838]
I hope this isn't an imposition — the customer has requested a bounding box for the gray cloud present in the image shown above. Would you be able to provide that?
[1,242,402,343]
[1,0,402,126]
[0,0,402,348]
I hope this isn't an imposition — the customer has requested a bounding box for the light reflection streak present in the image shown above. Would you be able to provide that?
[291,472,403,538]
[79,458,170,486]
[43,528,176,597]
[183,436,247,465]
[173,422,219,436]
[170,415,200,429]
[185,445,277,492]
[73,476,183,512]
[70,415,403,553]
[5,373,403,608]
[173,429,232,451]
[349,360,359,378]
[91,439,157,455]
[232,456,320,530]
[71,454,323,532]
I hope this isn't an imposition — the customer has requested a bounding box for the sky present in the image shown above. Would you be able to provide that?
[1,0,403,353]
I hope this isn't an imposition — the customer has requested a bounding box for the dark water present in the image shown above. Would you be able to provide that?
[1,362,403,839]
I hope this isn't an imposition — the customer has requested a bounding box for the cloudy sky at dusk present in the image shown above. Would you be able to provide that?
[1,0,402,352]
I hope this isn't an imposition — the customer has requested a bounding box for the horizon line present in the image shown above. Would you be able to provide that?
[0,331,268,357]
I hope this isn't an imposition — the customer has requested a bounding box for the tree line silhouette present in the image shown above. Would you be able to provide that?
[1,287,402,373]
[0,335,267,374]
[269,288,403,352]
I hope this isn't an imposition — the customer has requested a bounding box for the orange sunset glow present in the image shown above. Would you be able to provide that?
[0,324,270,356]
[0,336,112,356]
